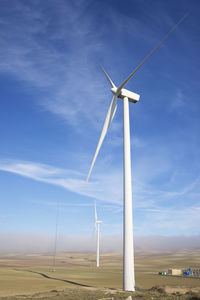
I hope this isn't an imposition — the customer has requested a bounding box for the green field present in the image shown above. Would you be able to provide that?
[0,251,200,299]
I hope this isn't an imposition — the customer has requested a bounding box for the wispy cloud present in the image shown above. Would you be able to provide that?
[170,89,185,110]
[0,1,186,130]
[0,159,123,204]
[1,157,199,203]
[135,204,200,236]
[0,0,111,129]
[0,158,200,215]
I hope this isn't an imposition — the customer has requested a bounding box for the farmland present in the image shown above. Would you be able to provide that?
[0,251,200,299]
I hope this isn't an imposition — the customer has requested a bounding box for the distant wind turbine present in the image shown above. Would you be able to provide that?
[86,14,188,291]
[94,202,103,267]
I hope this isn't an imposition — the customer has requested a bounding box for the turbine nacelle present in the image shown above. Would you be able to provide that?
[96,220,103,224]
[111,87,140,103]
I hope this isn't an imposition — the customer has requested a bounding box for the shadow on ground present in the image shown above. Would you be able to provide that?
[27,270,92,288]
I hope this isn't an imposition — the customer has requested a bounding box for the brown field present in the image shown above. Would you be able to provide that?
[0,250,200,299]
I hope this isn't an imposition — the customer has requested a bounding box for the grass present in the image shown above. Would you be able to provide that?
[0,251,200,299]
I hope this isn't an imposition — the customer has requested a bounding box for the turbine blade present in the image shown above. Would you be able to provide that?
[86,96,117,182]
[117,13,188,94]
[95,221,97,232]
[99,64,116,88]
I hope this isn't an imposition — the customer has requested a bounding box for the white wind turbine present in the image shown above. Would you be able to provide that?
[86,15,187,291]
[94,202,103,267]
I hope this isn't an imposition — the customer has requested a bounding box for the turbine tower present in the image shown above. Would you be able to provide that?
[94,202,103,267]
[86,15,187,291]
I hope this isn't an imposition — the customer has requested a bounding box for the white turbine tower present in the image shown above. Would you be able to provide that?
[94,202,103,267]
[86,15,187,291]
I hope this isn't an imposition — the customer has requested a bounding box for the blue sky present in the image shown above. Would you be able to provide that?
[0,0,200,245]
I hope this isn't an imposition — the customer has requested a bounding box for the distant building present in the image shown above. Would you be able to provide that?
[190,268,200,277]
[168,269,182,276]
[159,267,200,277]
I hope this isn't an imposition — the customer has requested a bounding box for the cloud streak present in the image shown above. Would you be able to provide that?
[0,0,113,130]
[0,158,200,235]
[0,159,123,204]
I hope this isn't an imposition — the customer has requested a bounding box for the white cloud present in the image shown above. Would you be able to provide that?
[0,157,199,206]
[0,0,111,129]
[135,204,200,236]
[0,156,200,236]
[0,1,184,131]
[0,159,122,204]
[170,89,185,110]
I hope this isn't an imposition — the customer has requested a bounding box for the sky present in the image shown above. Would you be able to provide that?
[0,0,200,252]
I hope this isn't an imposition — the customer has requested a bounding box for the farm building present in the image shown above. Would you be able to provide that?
[158,267,200,277]
[189,268,200,277]
[167,268,200,277]
[168,269,182,275]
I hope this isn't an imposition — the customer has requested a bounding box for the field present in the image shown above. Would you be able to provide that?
[0,251,200,299]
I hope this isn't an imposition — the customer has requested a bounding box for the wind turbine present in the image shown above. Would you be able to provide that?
[86,15,188,291]
[94,202,103,267]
